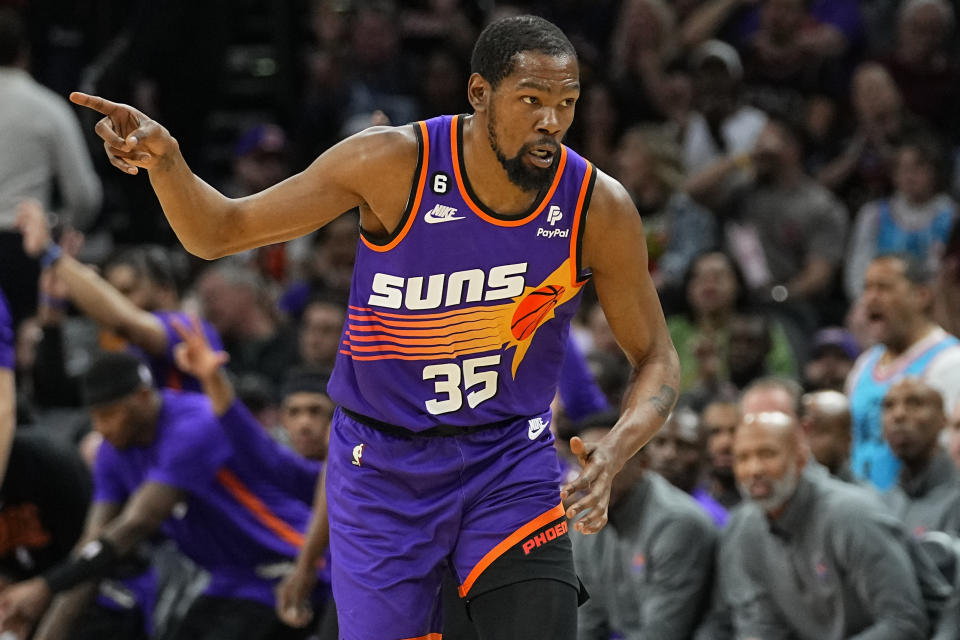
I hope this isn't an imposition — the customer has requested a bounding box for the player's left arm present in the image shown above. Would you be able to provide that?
[562,172,680,534]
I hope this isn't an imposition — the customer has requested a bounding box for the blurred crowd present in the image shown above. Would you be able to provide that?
[5,0,960,638]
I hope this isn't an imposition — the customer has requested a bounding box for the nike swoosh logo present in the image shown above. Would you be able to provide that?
[424,213,466,223]
[528,421,549,440]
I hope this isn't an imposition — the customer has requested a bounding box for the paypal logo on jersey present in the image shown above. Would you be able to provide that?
[368,263,528,310]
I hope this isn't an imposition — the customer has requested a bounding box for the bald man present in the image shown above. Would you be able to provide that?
[646,408,728,527]
[718,412,928,640]
[801,391,857,483]
[883,378,960,537]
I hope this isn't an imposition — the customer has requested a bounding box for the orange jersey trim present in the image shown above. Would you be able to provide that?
[401,634,442,640]
[449,115,567,226]
[216,469,304,548]
[347,319,499,338]
[361,120,430,252]
[569,161,594,286]
[339,344,497,362]
[348,304,508,321]
[458,502,565,598]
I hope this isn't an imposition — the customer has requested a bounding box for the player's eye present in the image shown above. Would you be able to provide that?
[521,96,539,105]
[561,98,577,107]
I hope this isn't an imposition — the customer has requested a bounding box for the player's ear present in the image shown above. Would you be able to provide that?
[468,73,491,113]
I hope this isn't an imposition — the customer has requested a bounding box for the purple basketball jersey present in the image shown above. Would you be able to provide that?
[328,115,596,431]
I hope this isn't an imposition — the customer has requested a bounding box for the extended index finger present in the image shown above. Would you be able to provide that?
[69,92,122,116]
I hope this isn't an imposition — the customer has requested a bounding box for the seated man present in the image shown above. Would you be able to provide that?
[800,390,858,483]
[702,399,741,509]
[572,418,717,639]
[720,411,929,639]
[883,377,960,537]
[646,407,728,527]
[0,351,328,640]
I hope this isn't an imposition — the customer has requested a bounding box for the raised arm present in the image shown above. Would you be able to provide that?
[561,173,681,534]
[171,315,234,415]
[17,201,168,355]
[69,93,418,260]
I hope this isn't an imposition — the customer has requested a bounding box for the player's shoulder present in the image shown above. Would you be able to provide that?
[583,169,637,225]
[339,123,421,165]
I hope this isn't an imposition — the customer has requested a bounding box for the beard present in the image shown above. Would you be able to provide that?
[737,464,800,513]
[487,108,560,192]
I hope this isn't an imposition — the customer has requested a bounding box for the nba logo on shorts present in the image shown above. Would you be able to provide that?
[546,206,563,226]
[352,443,366,467]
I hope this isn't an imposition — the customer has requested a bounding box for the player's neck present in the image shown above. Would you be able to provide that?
[461,115,543,217]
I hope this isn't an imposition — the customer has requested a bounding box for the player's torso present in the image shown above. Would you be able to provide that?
[328,115,596,431]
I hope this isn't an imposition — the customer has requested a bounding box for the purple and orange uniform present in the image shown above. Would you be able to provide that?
[326,115,595,639]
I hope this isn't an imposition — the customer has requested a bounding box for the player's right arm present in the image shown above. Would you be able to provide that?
[70,92,418,260]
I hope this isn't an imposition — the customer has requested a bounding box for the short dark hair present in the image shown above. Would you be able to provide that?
[106,245,182,295]
[0,8,26,66]
[873,252,934,286]
[470,15,576,88]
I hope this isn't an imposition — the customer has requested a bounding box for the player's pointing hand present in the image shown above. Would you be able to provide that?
[561,436,619,534]
[69,92,178,175]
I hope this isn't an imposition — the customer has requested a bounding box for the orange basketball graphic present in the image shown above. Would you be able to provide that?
[511,285,565,340]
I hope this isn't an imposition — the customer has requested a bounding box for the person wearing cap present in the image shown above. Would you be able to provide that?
[682,40,768,180]
[0,350,329,640]
[804,327,861,392]
[847,253,960,489]
[883,378,960,538]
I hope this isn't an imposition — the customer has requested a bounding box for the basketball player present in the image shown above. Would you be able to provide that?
[67,15,679,639]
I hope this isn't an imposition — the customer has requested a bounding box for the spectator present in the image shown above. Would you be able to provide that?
[0,432,90,584]
[668,251,795,395]
[17,201,223,394]
[279,212,359,319]
[804,327,861,392]
[0,8,101,326]
[721,411,929,639]
[883,378,960,537]
[279,367,334,463]
[800,390,857,482]
[0,351,328,639]
[646,407,728,527]
[845,134,957,300]
[879,0,960,140]
[572,420,717,639]
[297,296,346,372]
[688,117,849,360]
[738,0,844,123]
[608,0,681,125]
[196,262,298,386]
[681,40,768,178]
[817,63,917,214]
[702,399,741,509]
[613,126,717,296]
[847,253,960,489]
[222,124,291,199]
